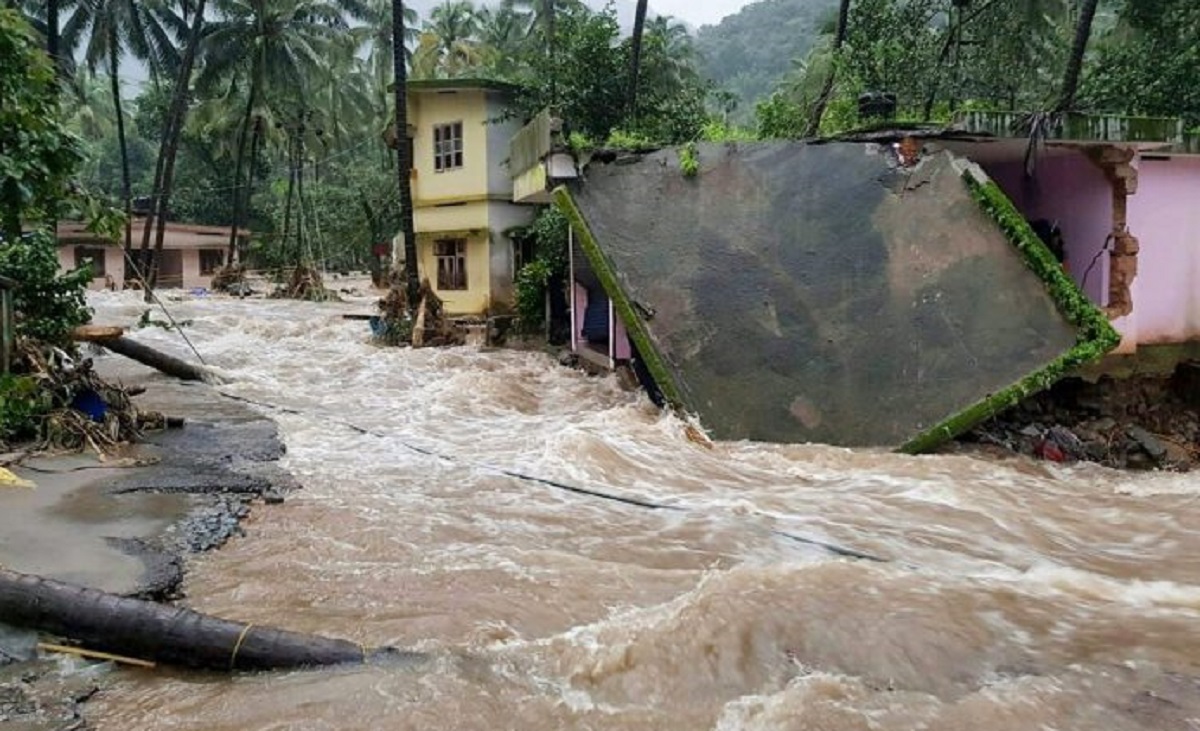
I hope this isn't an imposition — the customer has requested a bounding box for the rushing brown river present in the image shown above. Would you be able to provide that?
[83,289,1200,730]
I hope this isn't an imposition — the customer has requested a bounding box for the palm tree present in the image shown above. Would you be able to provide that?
[419,0,484,77]
[477,0,529,76]
[803,0,849,137]
[512,0,582,99]
[392,0,419,309]
[61,70,118,140]
[313,33,377,149]
[1057,0,1100,111]
[639,16,695,90]
[62,0,179,257]
[12,0,78,78]
[48,0,61,77]
[144,0,208,294]
[409,31,442,79]
[626,0,647,118]
[199,0,357,261]
[352,0,417,125]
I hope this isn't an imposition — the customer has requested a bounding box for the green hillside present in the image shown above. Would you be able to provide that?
[695,0,838,113]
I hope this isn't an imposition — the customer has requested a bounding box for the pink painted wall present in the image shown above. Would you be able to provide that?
[614,315,631,360]
[982,152,1112,306]
[571,281,632,363]
[572,281,587,352]
[1127,156,1200,345]
[57,246,123,290]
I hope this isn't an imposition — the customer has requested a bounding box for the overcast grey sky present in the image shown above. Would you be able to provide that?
[654,0,756,27]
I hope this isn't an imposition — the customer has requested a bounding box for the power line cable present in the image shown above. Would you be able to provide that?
[117,247,208,365]
[209,388,888,563]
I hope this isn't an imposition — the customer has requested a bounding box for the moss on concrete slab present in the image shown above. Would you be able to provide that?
[898,173,1121,453]
[552,186,689,410]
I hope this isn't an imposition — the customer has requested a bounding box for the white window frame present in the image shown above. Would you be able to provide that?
[435,239,468,290]
[433,121,464,172]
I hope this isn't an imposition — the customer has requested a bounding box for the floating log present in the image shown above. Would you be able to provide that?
[95,336,211,383]
[0,568,372,671]
[71,325,125,343]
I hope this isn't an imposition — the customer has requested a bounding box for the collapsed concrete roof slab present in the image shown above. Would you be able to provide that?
[555,141,1119,451]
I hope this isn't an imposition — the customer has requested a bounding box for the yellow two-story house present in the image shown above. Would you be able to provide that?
[393,79,535,316]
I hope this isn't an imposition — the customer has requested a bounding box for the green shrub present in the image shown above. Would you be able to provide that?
[514,259,552,332]
[679,142,700,177]
[0,375,51,442]
[528,207,570,277]
[0,231,92,347]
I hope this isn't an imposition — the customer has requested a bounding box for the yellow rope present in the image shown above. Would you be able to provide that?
[38,642,156,669]
[229,623,254,670]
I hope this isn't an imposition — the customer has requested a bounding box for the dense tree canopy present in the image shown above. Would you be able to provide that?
[11,0,1197,281]
[0,8,96,346]
[36,0,716,275]
[749,0,1200,137]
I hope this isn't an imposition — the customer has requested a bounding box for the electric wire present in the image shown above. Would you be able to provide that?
[211,388,887,563]
[113,280,888,565]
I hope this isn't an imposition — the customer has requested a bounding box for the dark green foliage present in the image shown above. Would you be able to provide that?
[509,7,625,140]
[507,5,708,144]
[840,0,941,109]
[0,8,82,239]
[0,10,94,349]
[694,0,838,121]
[0,231,93,347]
[527,205,569,277]
[258,163,406,272]
[0,375,52,442]
[750,0,1196,137]
[1082,0,1200,127]
[678,141,698,177]
[514,258,551,331]
[512,206,570,332]
[755,92,807,139]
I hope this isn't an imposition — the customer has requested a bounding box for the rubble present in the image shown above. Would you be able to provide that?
[955,364,1200,470]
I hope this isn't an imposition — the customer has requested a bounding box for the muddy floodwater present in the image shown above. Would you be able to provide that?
[84,290,1200,730]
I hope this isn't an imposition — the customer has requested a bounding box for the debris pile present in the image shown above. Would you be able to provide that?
[14,339,170,455]
[272,264,337,302]
[373,278,461,348]
[373,284,412,345]
[209,264,252,296]
[958,366,1200,470]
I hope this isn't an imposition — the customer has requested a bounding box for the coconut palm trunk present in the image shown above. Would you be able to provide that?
[0,567,380,671]
[225,76,260,262]
[803,0,851,138]
[627,0,647,120]
[107,34,133,258]
[392,0,419,309]
[146,0,207,296]
[47,0,61,77]
[238,114,264,264]
[1056,0,1099,112]
[545,0,556,103]
[226,30,266,263]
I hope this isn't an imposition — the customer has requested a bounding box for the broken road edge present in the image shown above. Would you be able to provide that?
[550,162,1122,455]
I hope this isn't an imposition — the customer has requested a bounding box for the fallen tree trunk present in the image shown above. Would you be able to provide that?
[96,336,211,383]
[72,325,125,343]
[0,568,370,671]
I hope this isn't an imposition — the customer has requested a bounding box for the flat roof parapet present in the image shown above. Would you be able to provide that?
[952,110,1184,145]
